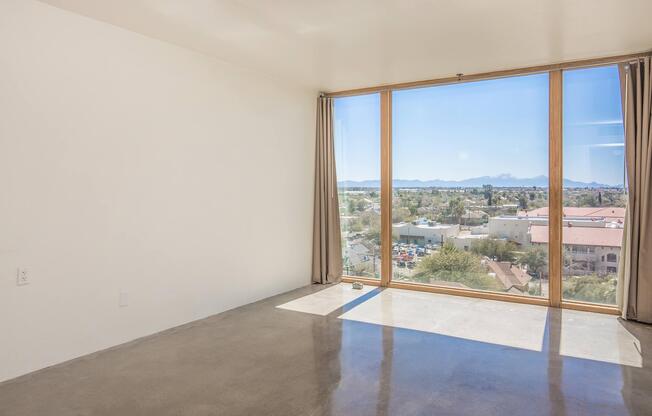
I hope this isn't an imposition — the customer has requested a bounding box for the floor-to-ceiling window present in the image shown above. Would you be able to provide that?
[329,57,637,313]
[334,93,382,279]
[391,74,550,297]
[561,65,625,306]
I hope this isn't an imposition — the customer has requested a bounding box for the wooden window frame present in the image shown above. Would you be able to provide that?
[335,51,651,315]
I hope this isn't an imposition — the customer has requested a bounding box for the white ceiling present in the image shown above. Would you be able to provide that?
[40,0,652,92]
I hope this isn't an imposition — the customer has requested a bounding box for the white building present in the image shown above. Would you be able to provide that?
[486,215,538,245]
[447,231,489,251]
[393,222,460,245]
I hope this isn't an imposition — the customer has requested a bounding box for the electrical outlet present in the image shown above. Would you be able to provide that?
[119,291,129,307]
[16,268,29,286]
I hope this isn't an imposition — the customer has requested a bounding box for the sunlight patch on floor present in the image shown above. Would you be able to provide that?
[276,283,376,316]
[560,309,642,367]
[280,285,643,367]
[338,288,548,351]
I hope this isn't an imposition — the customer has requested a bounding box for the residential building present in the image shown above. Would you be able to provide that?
[393,221,460,245]
[486,260,533,294]
[447,231,489,251]
[530,225,623,275]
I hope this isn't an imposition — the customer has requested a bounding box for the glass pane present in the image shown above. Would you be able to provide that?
[392,74,549,297]
[562,65,625,305]
[334,94,381,279]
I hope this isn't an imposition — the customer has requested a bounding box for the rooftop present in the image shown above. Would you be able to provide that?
[487,260,532,291]
[522,207,625,219]
[449,232,489,240]
[393,222,457,230]
[530,225,623,247]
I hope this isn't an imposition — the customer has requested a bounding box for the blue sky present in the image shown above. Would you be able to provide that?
[334,65,624,186]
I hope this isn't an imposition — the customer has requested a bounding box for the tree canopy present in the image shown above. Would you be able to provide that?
[445,197,465,223]
[413,243,502,291]
[518,246,548,277]
[563,275,616,304]
[470,239,517,262]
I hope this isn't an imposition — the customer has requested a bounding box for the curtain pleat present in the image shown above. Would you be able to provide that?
[619,58,652,323]
[312,97,343,284]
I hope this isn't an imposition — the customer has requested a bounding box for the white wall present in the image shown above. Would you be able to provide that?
[0,0,316,382]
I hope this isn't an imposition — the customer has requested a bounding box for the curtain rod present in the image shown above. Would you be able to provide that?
[324,50,652,98]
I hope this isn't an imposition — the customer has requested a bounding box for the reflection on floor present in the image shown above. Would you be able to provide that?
[276,282,375,315]
[1,283,651,416]
[339,287,548,352]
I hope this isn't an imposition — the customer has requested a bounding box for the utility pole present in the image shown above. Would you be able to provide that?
[539,271,543,296]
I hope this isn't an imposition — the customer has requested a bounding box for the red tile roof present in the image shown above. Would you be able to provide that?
[487,260,531,290]
[530,225,623,247]
[522,207,625,219]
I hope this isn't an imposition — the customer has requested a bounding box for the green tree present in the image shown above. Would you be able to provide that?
[393,207,411,223]
[364,228,381,244]
[446,197,465,223]
[483,184,494,206]
[348,219,363,232]
[347,199,356,213]
[413,243,502,291]
[360,211,378,227]
[518,246,548,277]
[518,193,529,210]
[470,239,517,262]
[577,193,598,207]
[563,275,616,304]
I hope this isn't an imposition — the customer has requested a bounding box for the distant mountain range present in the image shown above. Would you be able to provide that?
[338,174,619,188]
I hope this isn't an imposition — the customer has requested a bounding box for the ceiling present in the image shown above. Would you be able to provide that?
[40,0,652,92]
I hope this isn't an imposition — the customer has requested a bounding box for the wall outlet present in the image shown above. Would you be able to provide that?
[119,291,129,307]
[16,268,29,286]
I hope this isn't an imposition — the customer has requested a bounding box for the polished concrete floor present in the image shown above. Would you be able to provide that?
[1,284,651,416]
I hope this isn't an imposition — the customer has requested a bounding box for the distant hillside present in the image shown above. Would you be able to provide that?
[338,174,617,188]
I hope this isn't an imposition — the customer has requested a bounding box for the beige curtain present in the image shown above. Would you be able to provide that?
[312,96,343,284]
[618,58,652,323]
